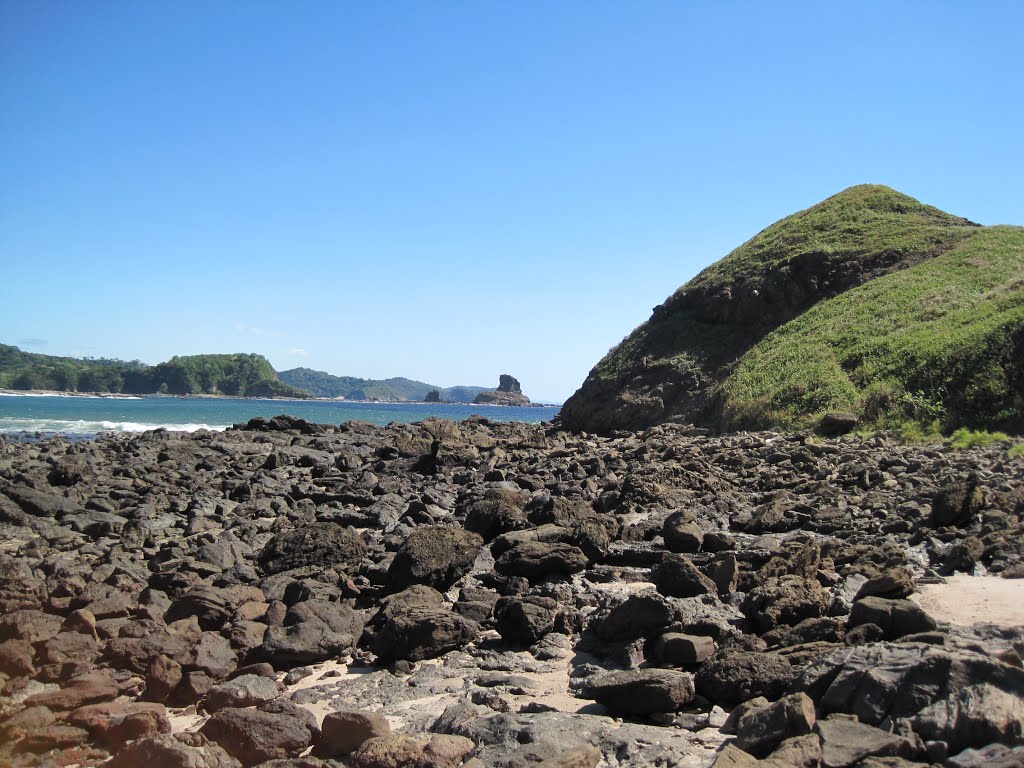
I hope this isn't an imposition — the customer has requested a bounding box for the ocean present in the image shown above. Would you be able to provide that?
[0,393,561,438]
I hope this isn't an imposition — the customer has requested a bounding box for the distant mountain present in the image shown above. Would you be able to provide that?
[278,367,490,402]
[0,345,309,398]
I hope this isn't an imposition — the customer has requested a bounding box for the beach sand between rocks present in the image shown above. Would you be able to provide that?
[911,574,1024,628]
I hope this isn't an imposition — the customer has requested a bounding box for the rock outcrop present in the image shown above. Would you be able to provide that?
[473,374,531,406]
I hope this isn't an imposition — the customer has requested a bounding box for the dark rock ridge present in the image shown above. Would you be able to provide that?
[558,185,986,434]
[0,416,1021,766]
[473,374,532,407]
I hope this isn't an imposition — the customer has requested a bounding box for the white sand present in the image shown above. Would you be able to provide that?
[910,574,1024,628]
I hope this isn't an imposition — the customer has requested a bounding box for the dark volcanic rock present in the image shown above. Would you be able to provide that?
[695,651,794,707]
[587,668,695,715]
[797,641,1024,733]
[494,595,558,645]
[652,553,717,598]
[494,540,588,581]
[735,692,816,757]
[258,523,366,575]
[367,586,480,664]
[388,526,483,592]
[259,601,362,668]
[931,475,985,528]
[200,700,319,767]
[313,709,391,757]
[848,596,937,639]
[105,733,242,768]
[595,592,676,642]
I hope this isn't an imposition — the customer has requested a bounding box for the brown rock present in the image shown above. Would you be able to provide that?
[15,724,89,752]
[0,638,36,677]
[144,654,183,703]
[0,609,63,644]
[200,700,319,767]
[25,671,119,710]
[313,710,391,757]
[735,692,816,757]
[68,701,171,749]
[536,745,602,768]
[0,705,55,741]
[105,733,242,768]
[40,631,99,666]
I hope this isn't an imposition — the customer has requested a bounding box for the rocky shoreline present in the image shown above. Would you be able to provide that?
[0,415,1022,767]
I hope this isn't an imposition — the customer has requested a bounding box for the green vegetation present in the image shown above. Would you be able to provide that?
[1009,444,1024,459]
[424,389,442,403]
[719,226,1024,432]
[594,185,978,382]
[0,345,308,398]
[947,428,1012,449]
[689,184,977,290]
[560,185,1023,437]
[279,367,488,402]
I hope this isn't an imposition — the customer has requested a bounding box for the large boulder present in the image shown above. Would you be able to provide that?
[695,651,794,707]
[258,601,363,669]
[930,475,985,528]
[258,523,366,575]
[494,596,558,645]
[200,700,319,767]
[101,733,243,768]
[313,710,391,758]
[652,554,717,598]
[797,641,1024,738]
[847,596,936,639]
[494,540,588,581]
[366,586,480,664]
[67,701,171,750]
[388,526,483,592]
[205,674,280,712]
[594,592,676,643]
[735,692,816,757]
[741,576,829,632]
[587,668,695,715]
[814,716,917,767]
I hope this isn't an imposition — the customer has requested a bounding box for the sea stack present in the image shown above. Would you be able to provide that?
[473,374,531,406]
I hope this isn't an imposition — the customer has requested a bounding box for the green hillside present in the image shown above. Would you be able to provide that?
[559,185,1023,435]
[0,346,308,398]
[278,367,488,402]
[719,225,1024,432]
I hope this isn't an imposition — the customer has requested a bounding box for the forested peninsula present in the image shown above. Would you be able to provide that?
[0,346,308,398]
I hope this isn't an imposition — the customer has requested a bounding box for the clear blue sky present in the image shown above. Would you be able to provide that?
[2,2,1022,403]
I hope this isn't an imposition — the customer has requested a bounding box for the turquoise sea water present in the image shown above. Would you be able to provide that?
[0,394,560,437]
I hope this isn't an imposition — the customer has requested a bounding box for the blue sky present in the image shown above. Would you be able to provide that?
[2,2,1022,403]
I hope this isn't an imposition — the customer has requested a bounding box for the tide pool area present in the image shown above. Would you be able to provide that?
[0,393,560,437]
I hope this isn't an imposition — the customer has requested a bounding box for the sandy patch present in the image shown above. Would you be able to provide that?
[910,574,1024,628]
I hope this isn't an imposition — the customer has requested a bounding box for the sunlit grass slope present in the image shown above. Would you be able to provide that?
[718,226,1024,432]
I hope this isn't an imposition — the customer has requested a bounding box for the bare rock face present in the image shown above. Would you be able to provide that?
[473,375,531,407]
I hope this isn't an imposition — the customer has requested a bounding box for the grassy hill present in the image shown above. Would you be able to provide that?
[278,367,489,402]
[0,346,308,398]
[719,225,1024,432]
[559,185,1023,435]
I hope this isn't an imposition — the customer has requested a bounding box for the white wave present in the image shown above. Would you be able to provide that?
[0,418,228,435]
[0,392,142,400]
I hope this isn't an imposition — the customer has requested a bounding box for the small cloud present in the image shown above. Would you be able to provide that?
[288,348,309,357]
[18,338,48,348]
